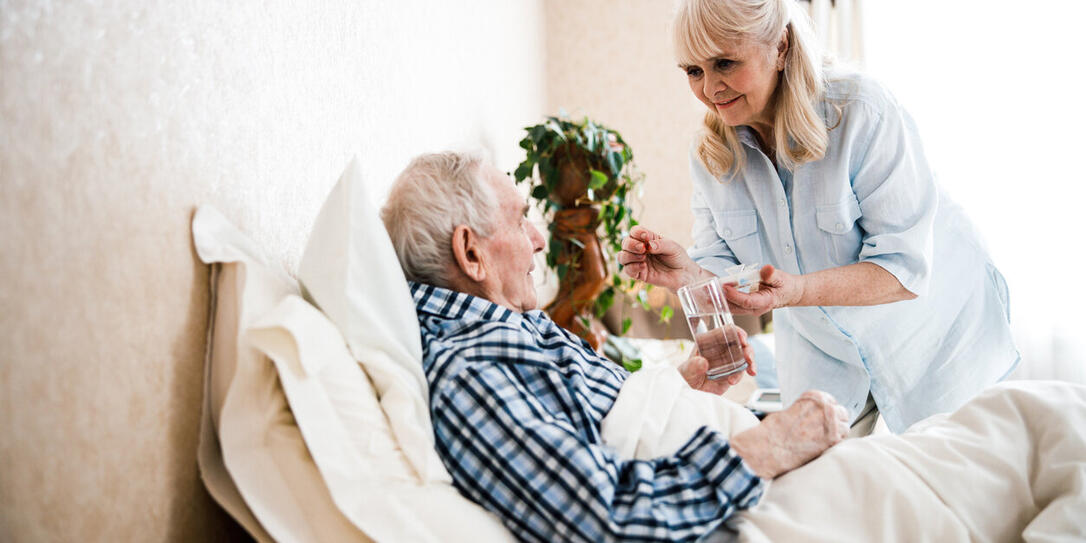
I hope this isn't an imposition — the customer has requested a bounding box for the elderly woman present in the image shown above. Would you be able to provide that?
[619,0,1019,435]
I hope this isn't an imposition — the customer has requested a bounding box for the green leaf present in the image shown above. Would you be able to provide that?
[531,185,549,199]
[622,357,642,372]
[514,163,534,182]
[637,289,650,311]
[529,125,546,146]
[621,317,633,335]
[588,169,608,190]
[546,119,566,140]
[659,305,674,323]
[607,152,621,176]
[595,288,615,317]
[543,164,559,190]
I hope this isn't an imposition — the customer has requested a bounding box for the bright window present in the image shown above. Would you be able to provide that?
[864,1,1086,381]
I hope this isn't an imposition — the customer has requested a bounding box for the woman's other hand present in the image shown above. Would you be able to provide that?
[618,225,705,291]
[724,264,805,315]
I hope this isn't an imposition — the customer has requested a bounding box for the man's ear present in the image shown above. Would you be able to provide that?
[451,224,487,282]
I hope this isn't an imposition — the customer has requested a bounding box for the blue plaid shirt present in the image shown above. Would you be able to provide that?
[411,282,765,542]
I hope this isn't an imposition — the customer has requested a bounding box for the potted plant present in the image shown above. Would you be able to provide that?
[513,115,673,362]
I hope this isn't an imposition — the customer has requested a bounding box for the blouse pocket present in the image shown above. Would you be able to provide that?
[815,197,863,265]
[713,209,762,264]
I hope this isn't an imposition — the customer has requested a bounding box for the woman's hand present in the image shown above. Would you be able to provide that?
[618,225,705,291]
[726,262,916,314]
[724,264,805,315]
[679,326,757,395]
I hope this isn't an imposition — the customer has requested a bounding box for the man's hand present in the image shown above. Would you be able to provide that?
[730,390,850,479]
[678,326,757,394]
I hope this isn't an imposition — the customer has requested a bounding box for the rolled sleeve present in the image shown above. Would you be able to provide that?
[850,100,938,296]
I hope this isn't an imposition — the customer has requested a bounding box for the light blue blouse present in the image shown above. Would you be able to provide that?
[688,72,1019,432]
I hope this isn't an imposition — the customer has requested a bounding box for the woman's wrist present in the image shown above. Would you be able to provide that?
[783,272,807,308]
[679,264,713,289]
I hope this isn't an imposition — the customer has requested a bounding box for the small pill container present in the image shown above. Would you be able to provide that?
[721,263,762,293]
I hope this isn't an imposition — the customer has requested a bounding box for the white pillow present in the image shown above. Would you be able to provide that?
[297,157,449,483]
[248,295,514,542]
[192,205,370,543]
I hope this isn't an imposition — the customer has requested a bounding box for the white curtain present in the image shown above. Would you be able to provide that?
[803,0,865,67]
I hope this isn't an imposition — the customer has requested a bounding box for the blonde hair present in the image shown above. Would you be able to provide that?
[380,151,496,287]
[673,0,828,177]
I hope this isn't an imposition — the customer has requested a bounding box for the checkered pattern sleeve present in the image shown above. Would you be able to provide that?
[429,344,765,542]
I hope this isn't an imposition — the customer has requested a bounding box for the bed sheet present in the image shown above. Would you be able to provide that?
[602,366,1086,541]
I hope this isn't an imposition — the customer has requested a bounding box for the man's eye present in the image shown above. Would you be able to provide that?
[715,59,733,70]
[685,67,702,77]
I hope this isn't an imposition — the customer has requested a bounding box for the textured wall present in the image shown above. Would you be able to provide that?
[0,1,543,540]
[544,0,704,246]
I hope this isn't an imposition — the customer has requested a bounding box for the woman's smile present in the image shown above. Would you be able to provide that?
[715,96,742,109]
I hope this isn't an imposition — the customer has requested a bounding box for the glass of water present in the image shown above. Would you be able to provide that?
[677,277,748,380]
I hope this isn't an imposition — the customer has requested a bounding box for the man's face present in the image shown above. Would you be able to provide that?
[478,167,546,312]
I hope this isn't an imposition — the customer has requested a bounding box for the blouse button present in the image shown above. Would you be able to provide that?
[723,228,732,237]
[835,222,845,232]
[784,244,793,255]
[778,198,786,207]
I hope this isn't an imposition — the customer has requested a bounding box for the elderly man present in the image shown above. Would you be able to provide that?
[380,151,849,542]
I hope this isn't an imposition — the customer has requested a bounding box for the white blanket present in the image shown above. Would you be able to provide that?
[601,367,1086,541]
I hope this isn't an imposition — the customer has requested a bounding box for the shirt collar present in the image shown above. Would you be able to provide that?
[735,125,760,149]
[409,281,522,326]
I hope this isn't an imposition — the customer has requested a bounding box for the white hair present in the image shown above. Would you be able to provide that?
[380,151,497,286]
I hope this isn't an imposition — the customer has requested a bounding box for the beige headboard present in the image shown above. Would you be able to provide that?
[1,3,544,540]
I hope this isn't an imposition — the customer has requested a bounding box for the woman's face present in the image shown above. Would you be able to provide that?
[683,39,783,131]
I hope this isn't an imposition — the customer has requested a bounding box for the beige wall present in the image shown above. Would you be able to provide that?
[544,0,704,247]
[0,1,543,540]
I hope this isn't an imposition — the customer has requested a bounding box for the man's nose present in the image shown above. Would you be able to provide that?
[529,222,545,252]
